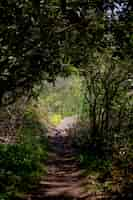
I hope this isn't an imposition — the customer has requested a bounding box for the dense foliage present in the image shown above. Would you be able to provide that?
[0,109,48,200]
[0,0,132,105]
[0,0,60,104]
[0,0,133,199]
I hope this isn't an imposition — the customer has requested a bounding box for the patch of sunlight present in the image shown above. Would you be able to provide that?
[50,114,62,126]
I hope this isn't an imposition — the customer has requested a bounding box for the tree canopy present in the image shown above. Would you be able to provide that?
[0,0,132,105]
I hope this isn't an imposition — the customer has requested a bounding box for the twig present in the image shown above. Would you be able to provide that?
[55,24,75,33]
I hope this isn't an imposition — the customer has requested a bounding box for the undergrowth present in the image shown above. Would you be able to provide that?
[75,128,133,199]
[0,108,48,200]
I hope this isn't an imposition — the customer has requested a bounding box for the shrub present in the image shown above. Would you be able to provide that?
[0,109,48,200]
[111,143,133,199]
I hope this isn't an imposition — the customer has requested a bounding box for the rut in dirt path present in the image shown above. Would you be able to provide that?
[30,131,87,199]
[27,117,110,200]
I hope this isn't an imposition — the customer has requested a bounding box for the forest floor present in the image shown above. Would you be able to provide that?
[25,117,110,200]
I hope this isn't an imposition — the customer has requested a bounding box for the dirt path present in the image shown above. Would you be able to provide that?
[26,117,109,200]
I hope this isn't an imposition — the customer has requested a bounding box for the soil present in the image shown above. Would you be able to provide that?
[25,117,110,200]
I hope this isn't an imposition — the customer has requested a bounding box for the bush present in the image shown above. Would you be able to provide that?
[78,151,112,179]
[0,142,47,199]
[0,109,48,200]
[110,143,133,199]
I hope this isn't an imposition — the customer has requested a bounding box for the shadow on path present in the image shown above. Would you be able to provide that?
[25,125,110,200]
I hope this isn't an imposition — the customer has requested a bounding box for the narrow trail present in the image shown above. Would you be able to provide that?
[26,117,109,200]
